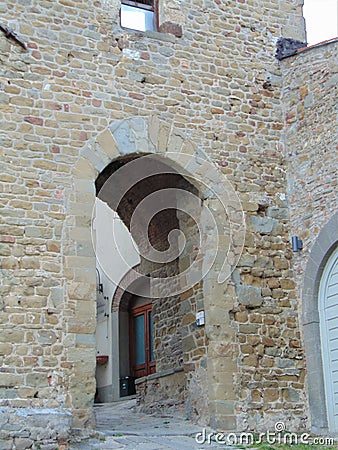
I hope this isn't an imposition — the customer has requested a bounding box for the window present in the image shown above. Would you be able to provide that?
[121,0,155,32]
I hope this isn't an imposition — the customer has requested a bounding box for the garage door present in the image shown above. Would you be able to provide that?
[319,246,338,432]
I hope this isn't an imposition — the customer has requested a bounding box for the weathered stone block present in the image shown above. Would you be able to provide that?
[0,344,12,356]
[238,254,255,267]
[0,374,24,388]
[0,439,13,450]
[13,438,33,450]
[238,323,260,334]
[263,388,280,402]
[1,257,19,270]
[26,372,48,387]
[236,285,262,307]
[276,357,295,368]
[67,282,95,301]
[49,287,64,307]
[37,330,58,345]
[282,388,300,402]
[250,216,278,234]
[0,331,24,344]
[20,257,40,269]
[266,207,289,219]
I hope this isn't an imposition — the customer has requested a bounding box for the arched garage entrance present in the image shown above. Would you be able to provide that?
[302,212,338,434]
[319,246,338,432]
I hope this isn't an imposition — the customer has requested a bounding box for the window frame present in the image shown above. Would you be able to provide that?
[120,0,159,32]
[122,0,154,11]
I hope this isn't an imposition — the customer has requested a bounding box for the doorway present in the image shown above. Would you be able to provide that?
[130,300,156,379]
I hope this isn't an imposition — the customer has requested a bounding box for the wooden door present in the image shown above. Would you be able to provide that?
[130,302,155,378]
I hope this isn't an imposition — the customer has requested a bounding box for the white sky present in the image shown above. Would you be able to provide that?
[303,0,338,45]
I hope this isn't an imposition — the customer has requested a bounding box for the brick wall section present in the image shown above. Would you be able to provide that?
[0,0,309,436]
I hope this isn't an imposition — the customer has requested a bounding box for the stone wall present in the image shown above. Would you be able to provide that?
[282,41,337,244]
[135,368,186,416]
[281,40,338,432]
[0,408,71,449]
[0,0,311,439]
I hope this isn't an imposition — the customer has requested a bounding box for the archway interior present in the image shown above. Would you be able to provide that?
[94,154,208,417]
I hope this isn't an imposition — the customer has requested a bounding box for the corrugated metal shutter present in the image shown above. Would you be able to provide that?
[319,246,338,432]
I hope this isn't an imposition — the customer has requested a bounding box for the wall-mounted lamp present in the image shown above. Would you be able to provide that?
[96,268,104,293]
[292,236,303,252]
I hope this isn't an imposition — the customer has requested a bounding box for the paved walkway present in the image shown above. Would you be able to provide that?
[69,398,230,449]
[68,400,338,449]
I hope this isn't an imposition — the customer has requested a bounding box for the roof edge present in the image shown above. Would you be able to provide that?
[276,36,338,60]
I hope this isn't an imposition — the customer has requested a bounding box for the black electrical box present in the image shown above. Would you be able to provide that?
[120,376,136,397]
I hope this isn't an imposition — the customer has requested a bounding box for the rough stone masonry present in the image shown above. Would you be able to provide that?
[0,0,337,447]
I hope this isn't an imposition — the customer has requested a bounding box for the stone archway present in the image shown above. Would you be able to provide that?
[302,212,338,433]
[68,116,242,429]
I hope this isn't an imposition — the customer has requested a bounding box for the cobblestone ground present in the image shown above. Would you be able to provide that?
[69,398,232,449]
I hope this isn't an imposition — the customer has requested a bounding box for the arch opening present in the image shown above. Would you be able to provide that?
[94,153,208,420]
